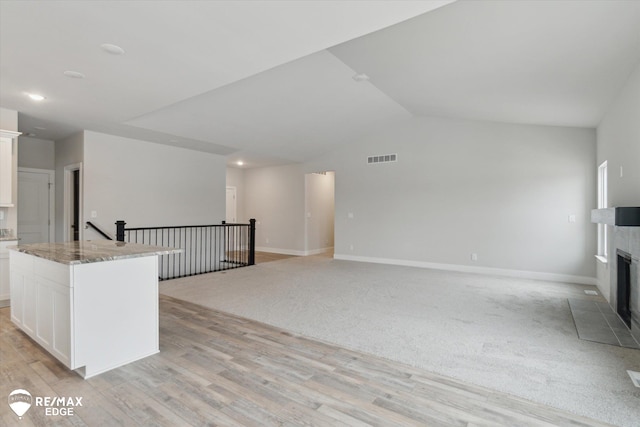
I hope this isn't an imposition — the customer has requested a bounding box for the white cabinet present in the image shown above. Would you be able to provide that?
[10,249,159,378]
[0,130,20,207]
[0,240,17,306]
[10,251,72,366]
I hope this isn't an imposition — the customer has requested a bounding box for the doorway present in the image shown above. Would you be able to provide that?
[17,168,55,244]
[64,163,82,242]
[304,171,335,256]
[226,186,237,223]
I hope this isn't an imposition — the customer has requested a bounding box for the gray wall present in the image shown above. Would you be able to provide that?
[0,107,17,131]
[82,131,226,239]
[596,62,640,300]
[226,166,246,223]
[54,132,84,241]
[0,108,18,234]
[18,136,55,170]
[305,172,334,253]
[245,164,306,254]
[306,116,597,281]
[597,63,640,208]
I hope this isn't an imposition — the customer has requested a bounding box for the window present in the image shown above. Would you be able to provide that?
[597,161,608,259]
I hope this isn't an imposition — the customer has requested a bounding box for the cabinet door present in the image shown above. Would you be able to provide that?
[9,269,23,325]
[22,274,37,336]
[36,278,54,347]
[0,137,13,206]
[52,286,72,366]
[35,277,71,367]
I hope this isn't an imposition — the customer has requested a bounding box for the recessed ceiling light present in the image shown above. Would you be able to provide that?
[100,43,125,55]
[352,73,370,82]
[27,93,45,101]
[63,70,85,79]
[236,161,244,166]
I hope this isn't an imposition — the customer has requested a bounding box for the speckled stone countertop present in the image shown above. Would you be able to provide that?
[8,240,182,265]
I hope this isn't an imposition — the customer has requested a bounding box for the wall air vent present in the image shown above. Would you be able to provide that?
[367,154,397,165]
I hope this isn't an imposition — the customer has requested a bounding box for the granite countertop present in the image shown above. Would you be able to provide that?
[8,240,182,265]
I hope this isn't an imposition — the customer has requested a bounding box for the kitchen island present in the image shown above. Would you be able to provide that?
[9,240,181,379]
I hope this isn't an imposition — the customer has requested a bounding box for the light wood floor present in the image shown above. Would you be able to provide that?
[0,296,612,427]
[254,251,297,264]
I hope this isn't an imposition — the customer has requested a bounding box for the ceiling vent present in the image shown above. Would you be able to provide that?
[367,154,397,165]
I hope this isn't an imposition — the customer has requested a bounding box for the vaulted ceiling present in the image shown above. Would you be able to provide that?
[1,1,639,167]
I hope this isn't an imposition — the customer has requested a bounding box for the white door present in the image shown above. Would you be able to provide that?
[226,187,237,223]
[18,170,53,244]
[224,187,237,261]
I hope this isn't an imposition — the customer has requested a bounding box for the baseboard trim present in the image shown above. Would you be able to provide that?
[256,246,334,257]
[333,254,597,285]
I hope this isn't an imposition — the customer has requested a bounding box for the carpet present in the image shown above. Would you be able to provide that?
[159,255,640,427]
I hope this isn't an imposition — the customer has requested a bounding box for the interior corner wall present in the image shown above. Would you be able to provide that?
[226,167,246,222]
[18,136,55,170]
[0,107,18,131]
[244,164,305,254]
[596,61,640,300]
[305,172,335,253]
[307,116,597,282]
[82,131,226,239]
[54,131,84,242]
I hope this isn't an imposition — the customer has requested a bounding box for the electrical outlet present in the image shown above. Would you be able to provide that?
[91,210,97,218]
[350,244,354,251]
[265,237,269,244]
[568,214,576,223]
[471,253,478,261]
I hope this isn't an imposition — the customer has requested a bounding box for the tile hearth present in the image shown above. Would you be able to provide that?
[569,298,640,349]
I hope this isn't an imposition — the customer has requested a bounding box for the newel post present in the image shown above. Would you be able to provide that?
[115,220,126,242]
[248,218,256,266]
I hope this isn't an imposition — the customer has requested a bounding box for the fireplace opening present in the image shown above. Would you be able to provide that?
[617,250,632,328]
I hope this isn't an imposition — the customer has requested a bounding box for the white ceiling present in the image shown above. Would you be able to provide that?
[330,0,640,128]
[1,0,639,167]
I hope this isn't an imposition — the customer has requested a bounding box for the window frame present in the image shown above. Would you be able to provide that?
[597,161,608,260]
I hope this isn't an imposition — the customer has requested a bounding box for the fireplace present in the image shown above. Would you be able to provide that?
[617,250,632,328]
[591,209,640,340]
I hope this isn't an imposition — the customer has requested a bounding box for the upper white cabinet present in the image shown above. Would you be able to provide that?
[0,130,20,207]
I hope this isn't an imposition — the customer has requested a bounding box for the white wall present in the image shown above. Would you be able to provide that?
[597,63,640,207]
[305,116,597,282]
[245,164,305,254]
[82,131,226,239]
[18,136,55,170]
[596,62,640,300]
[0,108,18,131]
[0,108,19,235]
[305,172,334,253]
[226,166,246,222]
[54,131,84,241]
